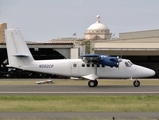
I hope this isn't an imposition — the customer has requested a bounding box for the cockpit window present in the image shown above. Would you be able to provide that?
[125,61,133,67]
[128,61,133,66]
[125,62,130,67]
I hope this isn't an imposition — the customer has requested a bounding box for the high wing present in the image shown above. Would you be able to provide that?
[81,54,122,67]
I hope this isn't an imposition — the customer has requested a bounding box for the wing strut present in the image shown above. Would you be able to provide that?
[82,64,98,80]
[94,64,97,75]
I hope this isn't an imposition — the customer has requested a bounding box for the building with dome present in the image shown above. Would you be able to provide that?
[85,15,111,40]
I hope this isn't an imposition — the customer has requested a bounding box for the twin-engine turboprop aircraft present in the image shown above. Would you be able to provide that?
[5,29,155,87]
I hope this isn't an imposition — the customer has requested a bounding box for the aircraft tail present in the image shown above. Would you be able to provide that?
[5,29,34,69]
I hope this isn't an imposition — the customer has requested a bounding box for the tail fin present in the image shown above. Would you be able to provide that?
[5,29,34,69]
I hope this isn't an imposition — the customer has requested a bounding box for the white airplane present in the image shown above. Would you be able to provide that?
[5,29,155,87]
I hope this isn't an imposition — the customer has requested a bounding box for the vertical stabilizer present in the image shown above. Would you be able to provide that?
[5,29,34,68]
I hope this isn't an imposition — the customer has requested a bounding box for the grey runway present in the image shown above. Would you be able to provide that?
[0,85,159,119]
[0,112,158,119]
[0,85,159,95]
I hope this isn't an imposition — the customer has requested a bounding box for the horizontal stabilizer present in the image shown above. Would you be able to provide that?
[13,54,29,57]
[82,73,99,80]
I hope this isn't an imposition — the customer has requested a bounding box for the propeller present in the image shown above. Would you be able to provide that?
[109,56,122,68]
[117,56,122,62]
[117,56,122,70]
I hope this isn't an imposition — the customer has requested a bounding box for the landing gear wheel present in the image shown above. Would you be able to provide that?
[88,80,95,87]
[94,79,98,87]
[88,80,98,87]
[133,80,140,87]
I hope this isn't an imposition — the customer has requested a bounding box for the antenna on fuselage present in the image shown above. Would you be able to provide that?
[117,49,123,70]
[120,49,122,58]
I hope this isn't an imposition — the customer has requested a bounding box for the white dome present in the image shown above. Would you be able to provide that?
[87,15,109,31]
[87,22,108,31]
[85,15,111,40]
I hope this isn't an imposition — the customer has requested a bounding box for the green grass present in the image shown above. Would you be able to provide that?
[0,95,159,112]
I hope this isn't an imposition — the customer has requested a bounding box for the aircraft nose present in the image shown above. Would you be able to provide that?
[134,65,155,78]
[145,68,155,77]
[140,67,155,77]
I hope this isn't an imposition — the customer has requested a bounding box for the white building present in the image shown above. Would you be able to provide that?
[91,29,159,77]
[85,15,111,40]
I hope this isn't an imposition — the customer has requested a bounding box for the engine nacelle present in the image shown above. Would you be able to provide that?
[97,56,119,67]
[81,54,122,67]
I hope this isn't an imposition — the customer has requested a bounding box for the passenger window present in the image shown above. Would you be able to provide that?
[97,64,100,67]
[82,64,85,67]
[73,64,77,67]
[87,64,90,67]
[102,65,105,67]
[92,64,94,67]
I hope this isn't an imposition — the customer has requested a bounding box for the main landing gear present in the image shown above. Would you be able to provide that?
[87,63,99,87]
[88,79,98,87]
[133,79,140,87]
[88,79,141,87]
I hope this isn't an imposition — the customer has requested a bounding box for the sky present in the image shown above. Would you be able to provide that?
[0,0,159,42]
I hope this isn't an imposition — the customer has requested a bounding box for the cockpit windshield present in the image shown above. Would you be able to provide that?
[125,60,133,67]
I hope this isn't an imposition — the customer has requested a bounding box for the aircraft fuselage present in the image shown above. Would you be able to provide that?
[19,58,155,79]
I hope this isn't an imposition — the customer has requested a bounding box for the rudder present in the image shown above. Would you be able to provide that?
[5,29,34,68]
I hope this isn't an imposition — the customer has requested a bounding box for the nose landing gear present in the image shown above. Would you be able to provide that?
[133,80,140,87]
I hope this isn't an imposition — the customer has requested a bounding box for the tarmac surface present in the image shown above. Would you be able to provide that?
[0,112,158,119]
[0,84,159,95]
[0,80,159,119]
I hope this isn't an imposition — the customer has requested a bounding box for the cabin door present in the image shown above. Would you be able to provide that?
[71,63,79,75]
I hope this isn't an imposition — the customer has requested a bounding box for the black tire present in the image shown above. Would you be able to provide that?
[88,80,96,87]
[94,79,98,87]
[133,80,140,87]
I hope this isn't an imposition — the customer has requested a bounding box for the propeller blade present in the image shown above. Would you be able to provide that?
[118,58,122,62]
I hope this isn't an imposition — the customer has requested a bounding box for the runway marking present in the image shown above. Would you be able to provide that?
[0,92,159,94]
